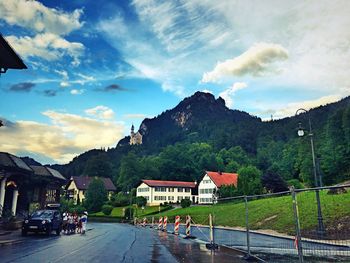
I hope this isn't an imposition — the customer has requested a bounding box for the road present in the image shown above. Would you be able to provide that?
[0,223,256,263]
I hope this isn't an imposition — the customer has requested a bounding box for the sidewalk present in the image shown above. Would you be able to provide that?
[0,229,26,246]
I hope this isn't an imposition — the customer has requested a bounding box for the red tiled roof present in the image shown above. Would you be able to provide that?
[206,171,238,187]
[70,176,116,191]
[142,179,196,188]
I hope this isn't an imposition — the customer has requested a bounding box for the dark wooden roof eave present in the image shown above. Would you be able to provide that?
[0,34,27,73]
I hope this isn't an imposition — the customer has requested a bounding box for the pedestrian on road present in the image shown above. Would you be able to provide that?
[62,212,68,234]
[81,211,88,234]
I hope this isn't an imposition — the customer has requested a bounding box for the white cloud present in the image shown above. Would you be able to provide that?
[0,112,124,164]
[85,106,115,119]
[70,89,85,95]
[273,95,342,119]
[123,114,147,119]
[6,33,84,65]
[0,0,83,35]
[219,82,248,108]
[202,89,213,94]
[202,43,288,83]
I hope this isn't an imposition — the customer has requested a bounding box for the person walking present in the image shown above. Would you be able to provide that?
[62,212,68,234]
[81,211,88,234]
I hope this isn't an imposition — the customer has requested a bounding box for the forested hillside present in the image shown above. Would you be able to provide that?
[51,92,350,193]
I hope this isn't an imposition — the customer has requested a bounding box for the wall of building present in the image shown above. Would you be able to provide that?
[136,182,195,206]
[198,174,217,204]
[67,181,85,204]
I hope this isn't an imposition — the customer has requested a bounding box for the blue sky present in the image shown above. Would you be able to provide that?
[0,0,349,164]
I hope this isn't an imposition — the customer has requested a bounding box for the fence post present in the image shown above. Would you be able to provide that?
[291,187,304,263]
[206,213,218,250]
[244,195,253,260]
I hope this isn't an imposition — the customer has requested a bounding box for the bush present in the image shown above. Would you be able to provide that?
[102,205,113,215]
[287,179,304,190]
[112,192,130,207]
[180,198,191,208]
[135,196,147,207]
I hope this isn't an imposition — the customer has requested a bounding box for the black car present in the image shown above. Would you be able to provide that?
[22,210,62,236]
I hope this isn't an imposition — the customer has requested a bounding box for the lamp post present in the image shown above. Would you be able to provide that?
[295,108,325,237]
[127,189,132,221]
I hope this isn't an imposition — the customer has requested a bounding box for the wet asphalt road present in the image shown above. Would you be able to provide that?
[0,223,254,263]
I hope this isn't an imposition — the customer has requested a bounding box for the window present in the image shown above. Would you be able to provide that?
[168,187,174,192]
[203,179,211,184]
[155,187,166,192]
[138,187,149,192]
[185,188,191,193]
[200,188,214,194]
[177,187,184,192]
[200,198,212,203]
[177,196,183,201]
[155,196,166,201]
[168,196,174,201]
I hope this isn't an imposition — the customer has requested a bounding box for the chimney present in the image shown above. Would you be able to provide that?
[218,171,222,175]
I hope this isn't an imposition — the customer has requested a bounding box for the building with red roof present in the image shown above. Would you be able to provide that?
[198,171,238,204]
[136,179,198,206]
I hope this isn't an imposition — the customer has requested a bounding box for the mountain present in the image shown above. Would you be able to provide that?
[123,91,261,153]
[53,91,350,191]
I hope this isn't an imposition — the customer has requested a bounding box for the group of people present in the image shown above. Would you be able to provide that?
[62,211,88,235]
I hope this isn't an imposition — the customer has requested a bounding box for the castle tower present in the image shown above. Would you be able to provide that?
[130,124,142,145]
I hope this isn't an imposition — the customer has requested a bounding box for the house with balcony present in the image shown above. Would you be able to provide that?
[136,179,198,206]
[198,171,238,204]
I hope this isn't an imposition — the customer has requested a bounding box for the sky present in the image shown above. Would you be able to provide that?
[0,0,349,164]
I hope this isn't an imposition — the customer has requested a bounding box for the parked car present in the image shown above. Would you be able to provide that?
[22,210,62,236]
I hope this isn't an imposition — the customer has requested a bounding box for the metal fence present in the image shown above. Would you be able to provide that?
[138,184,350,262]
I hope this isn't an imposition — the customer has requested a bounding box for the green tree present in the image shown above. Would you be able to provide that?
[117,152,141,191]
[261,164,288,193]
[85,178,107,213]
[83,153,113,178]
[237,165,262,195]
[217,184,238,198]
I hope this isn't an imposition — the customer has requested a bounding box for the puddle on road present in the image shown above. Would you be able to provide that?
[154,230,255,263]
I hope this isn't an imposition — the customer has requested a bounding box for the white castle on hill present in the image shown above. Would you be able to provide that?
[129,124,142,145]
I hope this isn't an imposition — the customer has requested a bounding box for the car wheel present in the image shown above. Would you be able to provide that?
[21,229,27,236]
[56,227,61,236]
[46,226,52,236]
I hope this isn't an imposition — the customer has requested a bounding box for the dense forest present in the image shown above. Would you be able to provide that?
[51,92,350,193]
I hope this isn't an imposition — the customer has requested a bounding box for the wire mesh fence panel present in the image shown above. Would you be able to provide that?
[213,197,247,249]
[247,192,298,258]
[296,185,350,261]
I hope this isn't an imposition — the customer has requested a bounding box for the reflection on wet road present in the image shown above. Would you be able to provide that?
[0,223,255,263]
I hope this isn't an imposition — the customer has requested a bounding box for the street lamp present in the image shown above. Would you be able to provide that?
[296,108,325,237]
[126,189,132,221]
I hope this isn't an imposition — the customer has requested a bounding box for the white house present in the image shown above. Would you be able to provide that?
[136,179,198,206]
[198,171,238,204]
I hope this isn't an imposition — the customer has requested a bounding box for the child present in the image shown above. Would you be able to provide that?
[81,211,88,234]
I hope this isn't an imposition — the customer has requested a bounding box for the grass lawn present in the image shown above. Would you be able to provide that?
[154,190,350,235]
[91,205,169,218]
